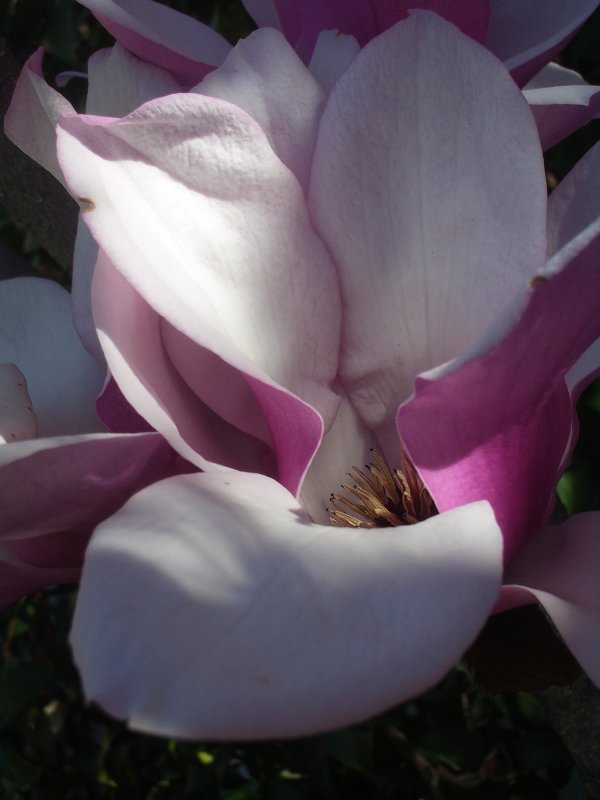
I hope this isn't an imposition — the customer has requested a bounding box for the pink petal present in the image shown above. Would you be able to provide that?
[4,49,74,185]
[397,231,600,563]
[0,431,190,608]
[310,12,546,454]
[500,513,600,687]
[71,471,502,739]
[86,43,182,117]
[486,0,600,87]
[0,278,105,436]
[240,0,281,28]
[0,364,37,443]
[77,0,230,86]
[57,94,342,494]
[524,64,600,151]
[547,139,600,258]
[0,531,82,609]
[268,0,489,58]
[308,30,360,92]
[91,252,273,475]
[0,431,189,540]
[196,28,325,190]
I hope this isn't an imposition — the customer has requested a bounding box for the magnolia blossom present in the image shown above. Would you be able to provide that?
[71,0,600,147]
[0,273,189,608]
[15,12,594,741]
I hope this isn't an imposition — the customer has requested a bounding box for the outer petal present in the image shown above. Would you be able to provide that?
[308,30,360,92]
[267,0,489,57]
[0,364,37,444]
[547,139,600,258]
[0,533,81,609]
[0,278,105,436]
[0,431,188,538]
[196,28,325,190]
[57,94,342,494]
[71,471,502,740]
[397,232,600,563]
[4,49,74,185]
[524,64,600,151]
[76,0,231,86]
[241,0,281,28]
[486,0,600,87]
[500,513,600,687]
[310,12,546,453]
[86,43,182,117]
[0,431,190,608]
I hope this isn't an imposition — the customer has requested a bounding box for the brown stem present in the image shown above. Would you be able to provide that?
[0,38,78,273]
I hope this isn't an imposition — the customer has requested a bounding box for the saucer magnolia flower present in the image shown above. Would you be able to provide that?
[0,275,188,608]
[45,14,600,739]
[72,0,600,148]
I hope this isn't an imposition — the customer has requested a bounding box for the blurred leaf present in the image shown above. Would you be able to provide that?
[0,662,54,729]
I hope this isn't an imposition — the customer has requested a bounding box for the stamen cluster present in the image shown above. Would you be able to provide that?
[329,450,437,528]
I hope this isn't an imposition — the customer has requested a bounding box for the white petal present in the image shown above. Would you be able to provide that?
[72,471,502,739]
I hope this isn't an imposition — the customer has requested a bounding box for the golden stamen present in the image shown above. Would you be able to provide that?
[329,449,437,528]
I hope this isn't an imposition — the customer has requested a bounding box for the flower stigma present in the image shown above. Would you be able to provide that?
[329,449,437,528]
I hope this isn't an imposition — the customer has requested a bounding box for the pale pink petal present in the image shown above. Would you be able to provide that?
[486,0,600,87]
[71,223,103,362]
[310,12,546,453]
[524,64,600,151]
[196,28,325,190]
[0,533,82,609]
[500,513,600,687]
[0,364,37,443]
[308,30,360,92]
[0,431,189,539]
[398,231,600,563]
[57,94,342,493]
[91,253,273,475]
[0,278,105,436]
[86,43,182,116]
[76,0,230,85]
[71,471,502,739]
[547,139,600,258]
[4,49,74,185]
[241,0,281,28]
[268,0,489,58]
[300,387,373,524]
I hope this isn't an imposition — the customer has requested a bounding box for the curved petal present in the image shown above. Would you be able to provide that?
[486,0,600,87]
[71,470,502,740]
[310,12,546,453]
[0,364,37,443]
[268,0,489,58]
[0,278,105,436]
[0,532,81,609]
[241,0,281,28]
[524,64,600,151]
[196,28,325,190]
[547,139,600,258]
[57,94,342,493]
[500,513,600,687]
[91,252,274,475]
[0,431,189,539]
[398,231,600,563]
[4,49,74,185]
[71,222,103,362]
[308,30,360,92]
[300,387,373,524]
[86,43,182,117]
[76,0,231,86]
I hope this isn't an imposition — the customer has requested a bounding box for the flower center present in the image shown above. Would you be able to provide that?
[329,449,437,528]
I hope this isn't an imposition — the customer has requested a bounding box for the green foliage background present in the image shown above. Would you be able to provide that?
[0,2,599,798]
